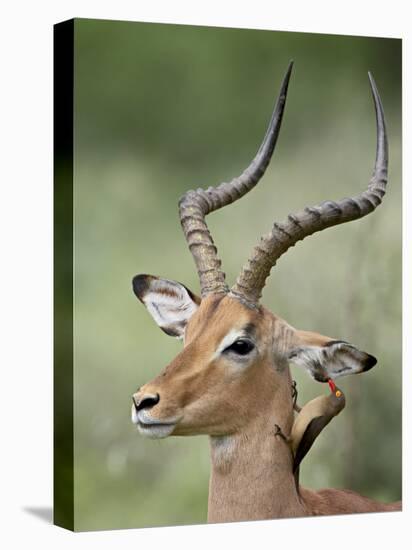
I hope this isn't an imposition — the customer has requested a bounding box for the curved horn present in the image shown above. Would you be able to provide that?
[179,61,294,297]
[231,72,388,305]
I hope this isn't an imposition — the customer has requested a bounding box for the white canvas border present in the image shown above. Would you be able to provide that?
[0,1,409,549]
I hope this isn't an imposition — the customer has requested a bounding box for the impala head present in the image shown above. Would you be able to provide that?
[131,62,387,440]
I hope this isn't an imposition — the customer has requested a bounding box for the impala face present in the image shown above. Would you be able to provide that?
[131,276,377,439]
[131,290,277,439]
[130,63,387,441]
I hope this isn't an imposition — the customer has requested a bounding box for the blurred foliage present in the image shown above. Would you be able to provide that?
[70,18,401,531]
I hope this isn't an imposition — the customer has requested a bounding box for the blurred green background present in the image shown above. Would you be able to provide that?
[72,19,401,531]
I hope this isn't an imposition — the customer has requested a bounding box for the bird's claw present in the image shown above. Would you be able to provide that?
[274,423,289,442]
[291,380,298,402]
[291,380,301,413]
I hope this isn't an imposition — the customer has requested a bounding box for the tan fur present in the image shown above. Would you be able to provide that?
[300,488,402,515]
[134,294,401,521]
[295,330,335,347]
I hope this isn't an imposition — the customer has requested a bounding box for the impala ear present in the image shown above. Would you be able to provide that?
[132,274,201,339]
[287,330,377,382]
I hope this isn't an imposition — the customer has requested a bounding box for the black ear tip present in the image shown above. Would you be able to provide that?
[132,274,153,299]
[364,354,378,371]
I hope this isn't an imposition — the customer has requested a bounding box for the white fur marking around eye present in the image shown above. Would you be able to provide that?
[212,329,247,360]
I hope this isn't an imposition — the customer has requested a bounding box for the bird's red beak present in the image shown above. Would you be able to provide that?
[328,379,337,393]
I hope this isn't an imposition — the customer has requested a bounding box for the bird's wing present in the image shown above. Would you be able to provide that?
[293,415,331,473]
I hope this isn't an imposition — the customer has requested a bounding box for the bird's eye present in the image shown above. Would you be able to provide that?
[224,339,255,356]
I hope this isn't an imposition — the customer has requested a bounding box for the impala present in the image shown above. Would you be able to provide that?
[131,62,401,522]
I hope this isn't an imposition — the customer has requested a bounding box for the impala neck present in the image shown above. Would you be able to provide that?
[207,368,307,523]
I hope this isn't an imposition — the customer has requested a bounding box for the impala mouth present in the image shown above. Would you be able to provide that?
[136,421,176,439]
[131,407,179,439]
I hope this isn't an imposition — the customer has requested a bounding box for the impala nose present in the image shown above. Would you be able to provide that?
[132,392,160,412]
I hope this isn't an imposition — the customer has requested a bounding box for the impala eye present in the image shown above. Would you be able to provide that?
[224,339,255,356]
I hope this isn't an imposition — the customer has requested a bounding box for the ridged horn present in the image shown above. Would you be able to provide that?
[230,72,388,305]
[179,61,294,297]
